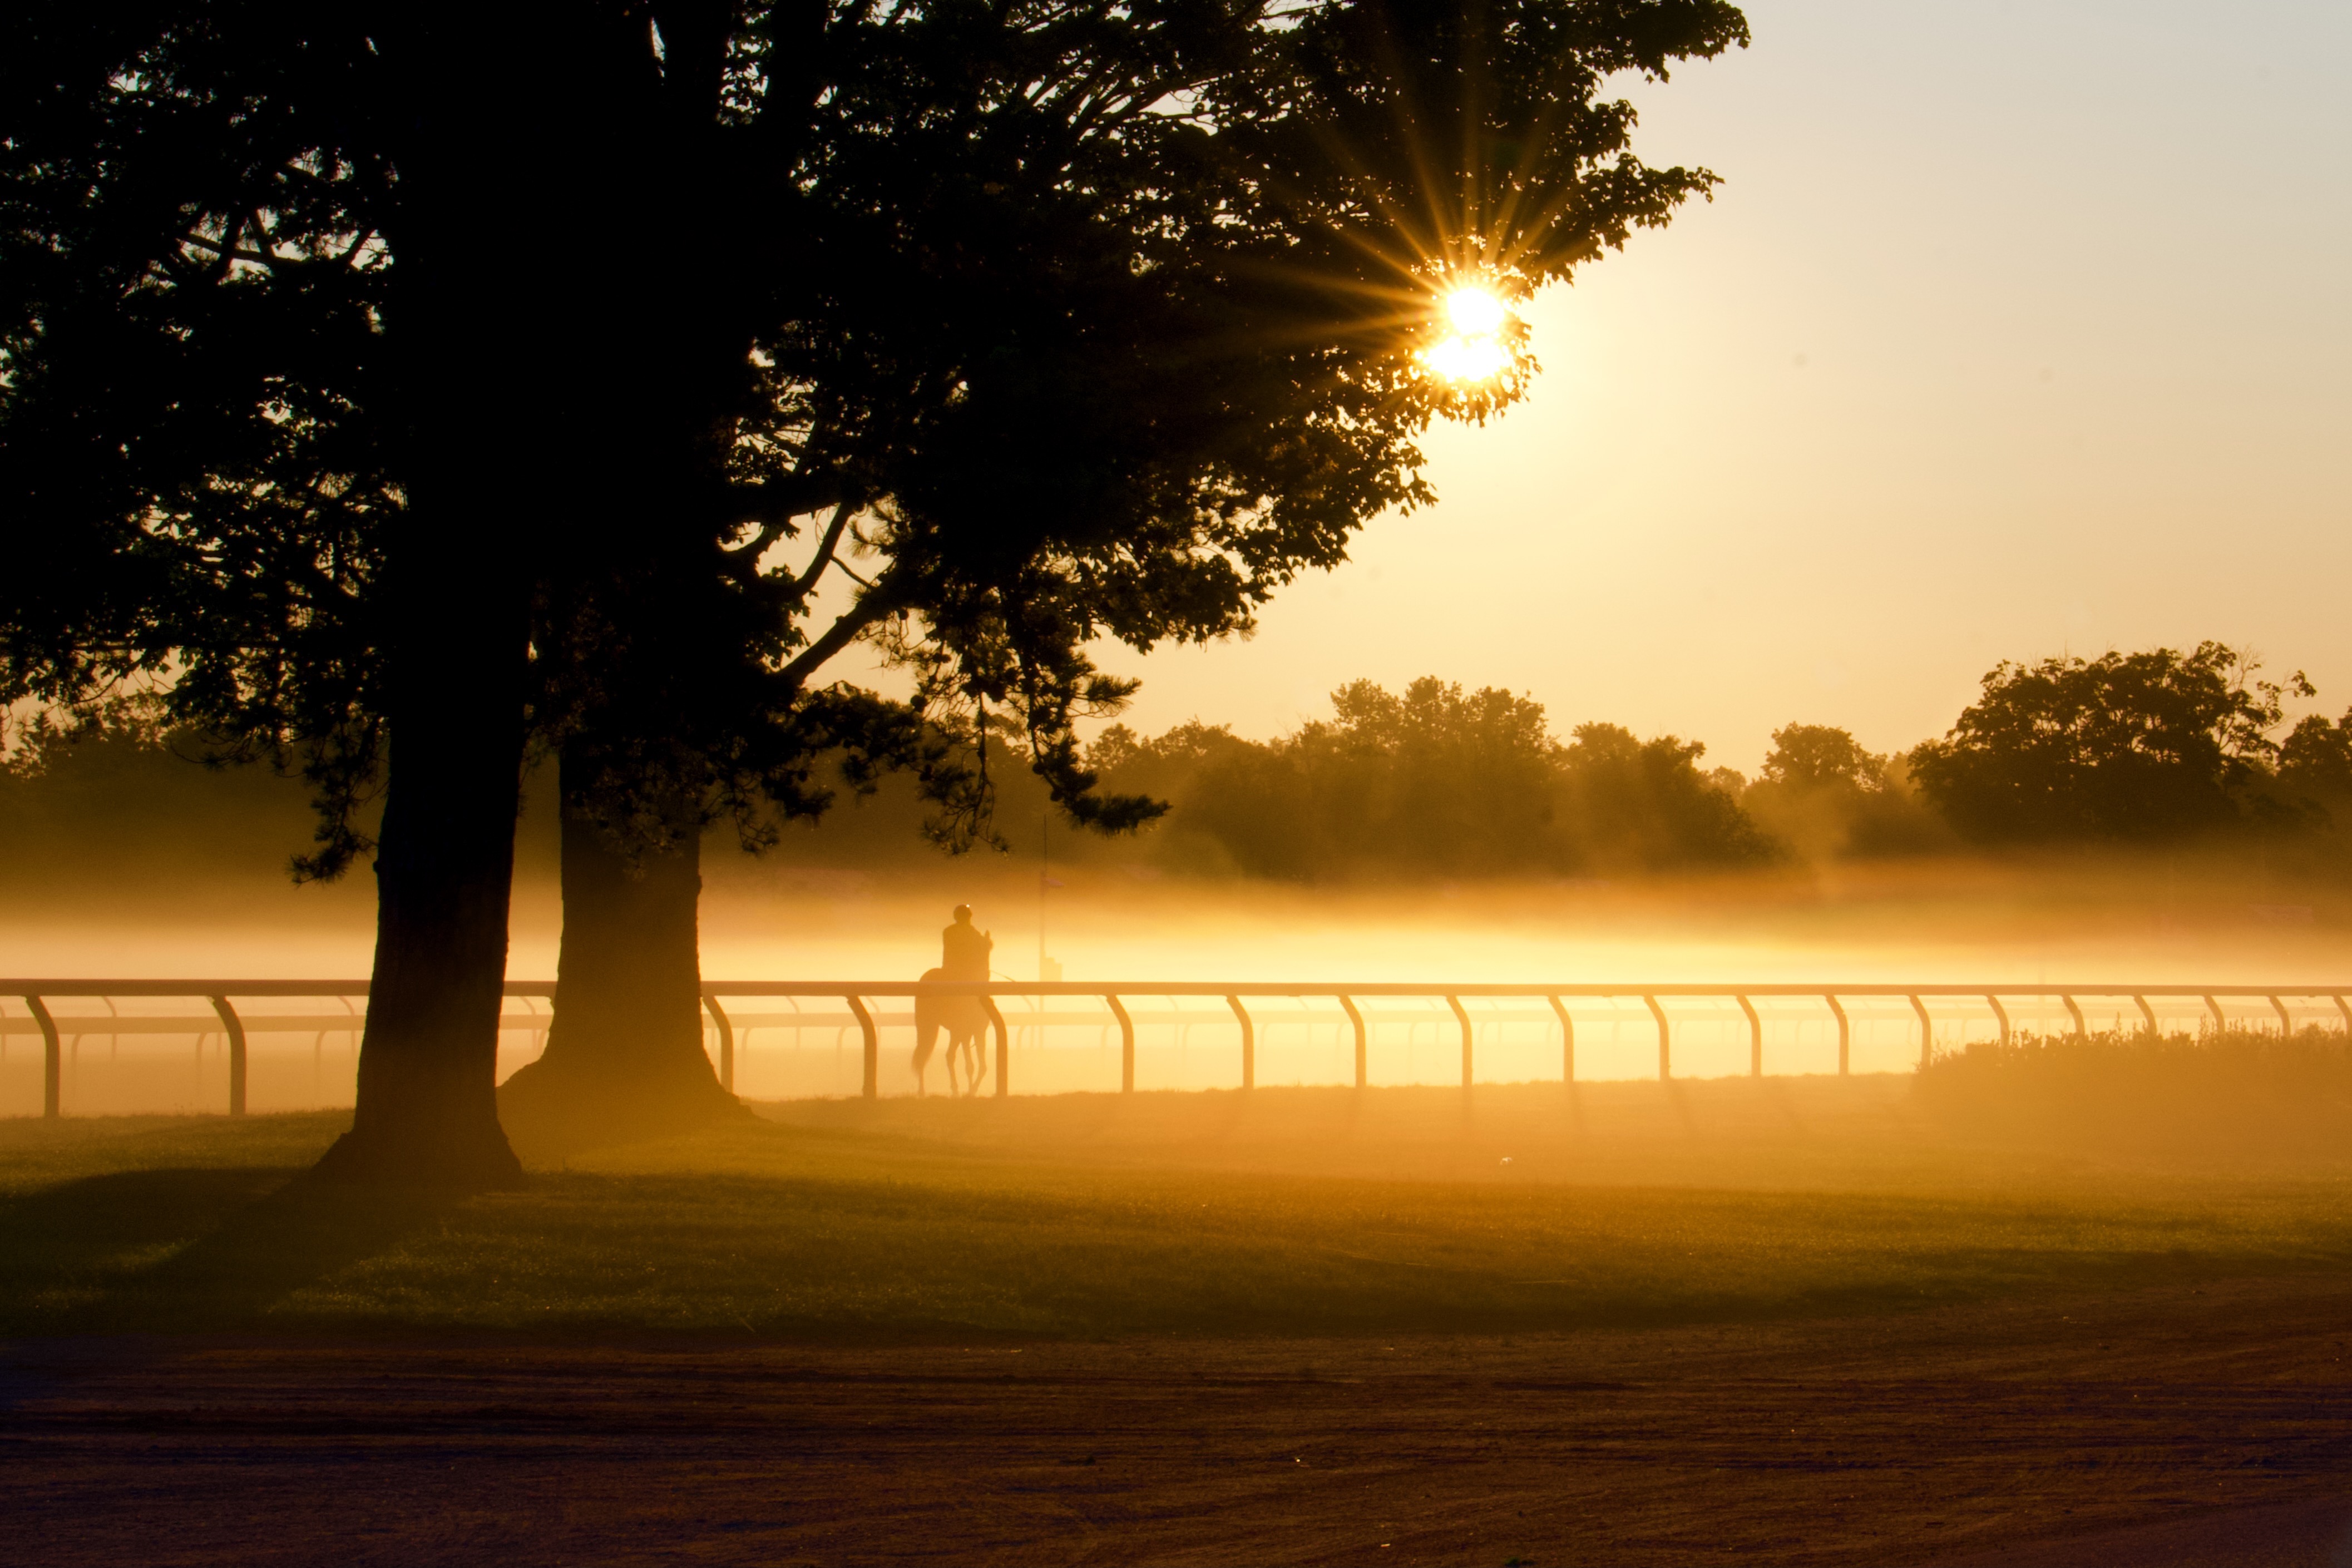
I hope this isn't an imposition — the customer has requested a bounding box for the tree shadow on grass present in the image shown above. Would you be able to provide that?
[0,1167,453,1337]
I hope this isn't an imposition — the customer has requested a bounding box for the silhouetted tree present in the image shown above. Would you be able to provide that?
[1090,679,1773,877]
[1759,724,1880,791]
[1742,721,1944,860]
[1910,644,2307,844]
[497,0,1757,1140]
[2,0,1749,1176]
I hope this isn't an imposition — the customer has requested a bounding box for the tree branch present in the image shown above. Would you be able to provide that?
[779,579,900,690]
[789,499,857,598]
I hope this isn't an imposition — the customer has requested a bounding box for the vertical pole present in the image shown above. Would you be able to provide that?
[27,996,59,1120]
[1987,994,2011,1047]
[982,996,1009,1097]
[1908,994,1933,1071]
[1226,995,1253,1090]
[1825,995,1849,1076]
[1447,995,1474,1090]
[1340,995,1367,1089]
[2132,995,2158,1038]
[1547,996,1575,1084]
[209,996,246,1116]
[2062,994,2087,1042]
[1737,995,1762,1077]
[1643,994,1671,1081]
[703,993,735,1094]
[846,995,877,1099]
[1106,994,1135,1094]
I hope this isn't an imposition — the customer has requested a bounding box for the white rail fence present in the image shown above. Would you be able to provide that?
[4,980,2348,1119]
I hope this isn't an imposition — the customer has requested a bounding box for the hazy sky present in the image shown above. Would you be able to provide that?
[1094,0,2352,774]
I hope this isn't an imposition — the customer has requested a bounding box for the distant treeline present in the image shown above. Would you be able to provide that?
[1079,640,2352,878]
[11,640,2352,884]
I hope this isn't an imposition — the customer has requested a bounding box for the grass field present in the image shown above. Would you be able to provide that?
[8,1074,2352,1342]
[12,1077,2352,1565]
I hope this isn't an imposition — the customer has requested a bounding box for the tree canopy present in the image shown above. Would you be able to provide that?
[1909,643,2311,844]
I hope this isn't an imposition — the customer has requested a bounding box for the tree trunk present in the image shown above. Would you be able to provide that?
[308,3,580,1188]
[311,569,530,1189]
[496,744,742,1152]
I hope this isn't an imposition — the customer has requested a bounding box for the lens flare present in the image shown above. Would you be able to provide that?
[1424,336,1511,383]
[1445,288,1507,337]
[1423,283,1516,384]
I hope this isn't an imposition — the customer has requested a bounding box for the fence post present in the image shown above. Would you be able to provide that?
[2335,995,2352,1036]
[846,995,877,1099]
[1447,995,1474,1090]
[2062,994,2087,1041]
[1547,996,1575,1084]
[208,996,246,1116]
[982,996,1009,1096]
[1987,994,2010,1047]
[2202,993,2225,1035]
[1737,995,1762,1077]
[1339,995,1367,1089]
[1226,995,1253,1090]
[1908,994,1933,1071]
[703,993,735,1093]
[2132,995,2157,1037]
[1106,994,1135,1093]
[1643,994,1671,1081]
[2269,995,2295,1036]
[26,996,59,1119]
[1825,995,1849,1076]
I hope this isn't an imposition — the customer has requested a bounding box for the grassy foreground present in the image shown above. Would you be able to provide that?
[6,1078,2352,1341]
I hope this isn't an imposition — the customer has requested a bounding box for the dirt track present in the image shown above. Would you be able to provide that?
[8,1272,2352,1566]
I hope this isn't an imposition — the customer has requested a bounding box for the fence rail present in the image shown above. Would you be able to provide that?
[6,979,2350,1119]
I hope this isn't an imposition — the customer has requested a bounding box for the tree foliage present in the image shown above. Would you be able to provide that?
[1909,643,2310,844]
[1090,676,1773,878]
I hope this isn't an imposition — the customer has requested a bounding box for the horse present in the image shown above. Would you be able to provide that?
[911,967,991,1096]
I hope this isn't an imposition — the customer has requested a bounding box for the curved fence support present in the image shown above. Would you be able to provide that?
[1340,995,1367,1089]
[1643,994,1671,1081]
[702,993,735,1094]
[1226,995,1254,1090]
[1737,995,1762,1077]
[207,996,246,1116]
[1106,995,1135,1093]
[26,996,60,1119]
[1908,994,1933,1071]
[2062,994,2087,1041]
[2270,994,2295,1036]
[1447,995,1474,1089]
[1987,994,2012,1048]
[2133,995,2158,1037]
[2336,994,2352,1036]
[2203,993,2226,1033]
[980,997,1009,1096]
[1825,995,1850,1076]
[1547,996,1575,1084]
[845,995,877,1099]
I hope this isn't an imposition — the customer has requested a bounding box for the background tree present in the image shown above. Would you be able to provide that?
[1742,722,1944,860]
[1085,677,1773,878]
[1909,644,2308,845]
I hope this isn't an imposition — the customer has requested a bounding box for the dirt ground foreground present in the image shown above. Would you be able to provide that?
[8,1270,2352,1566]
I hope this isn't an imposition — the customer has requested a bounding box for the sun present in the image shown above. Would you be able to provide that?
[1445,287,1508,337]
[1423,283,1516,384]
